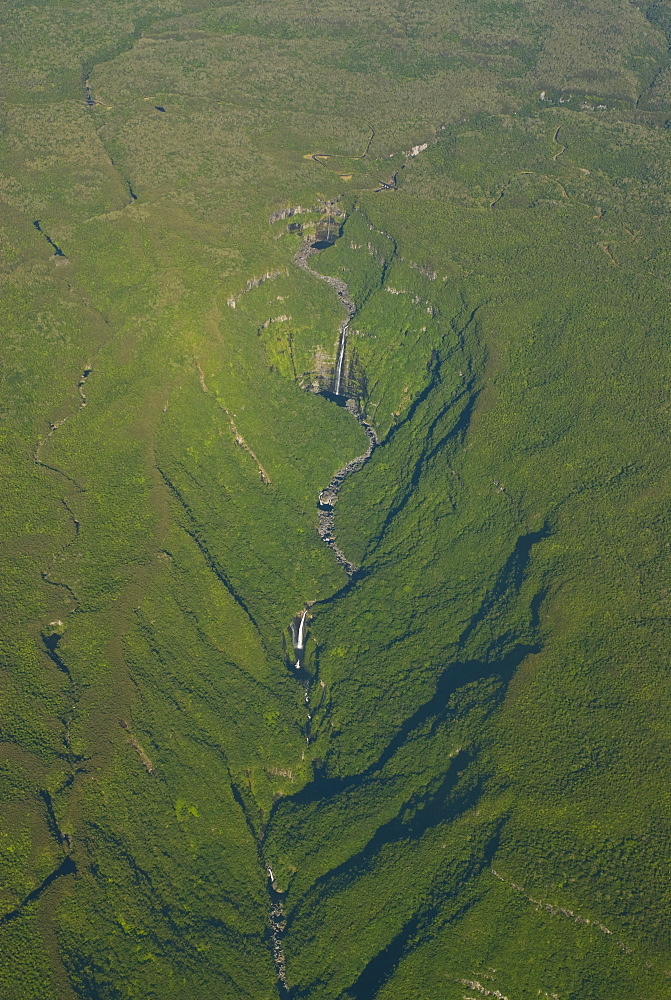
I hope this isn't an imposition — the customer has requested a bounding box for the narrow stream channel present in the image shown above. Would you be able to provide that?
[33,220,66,258]
[34,366,91,487]
[266,865,289,997]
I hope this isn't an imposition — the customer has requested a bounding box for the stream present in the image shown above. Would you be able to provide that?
[264,242,378,994]
[294,241,356,400]
[316,410,376,575]
[266,866,289,996]
[292,238,377,577]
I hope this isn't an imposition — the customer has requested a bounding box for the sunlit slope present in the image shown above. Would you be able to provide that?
[1,1,671,999]
[0,29,367,997]
[265,113,671,998]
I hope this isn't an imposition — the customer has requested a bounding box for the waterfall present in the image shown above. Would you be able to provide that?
[296,609,307,650]
[333,322,348,396]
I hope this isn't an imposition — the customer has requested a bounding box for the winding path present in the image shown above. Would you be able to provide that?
[552,124,565,161]
[309,123,376,165]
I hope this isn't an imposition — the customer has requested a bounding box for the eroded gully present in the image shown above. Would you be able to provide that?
[13,367,96,928]
[35,366,93,771]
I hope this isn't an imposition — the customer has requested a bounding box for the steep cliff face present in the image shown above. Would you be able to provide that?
[2,2,671,998]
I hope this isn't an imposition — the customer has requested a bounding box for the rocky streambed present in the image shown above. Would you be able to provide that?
[317,404,377,576]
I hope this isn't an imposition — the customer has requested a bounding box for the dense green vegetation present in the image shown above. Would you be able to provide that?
[2,0,671,998]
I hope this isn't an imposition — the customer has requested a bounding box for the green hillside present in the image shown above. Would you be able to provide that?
[1,1,671,998]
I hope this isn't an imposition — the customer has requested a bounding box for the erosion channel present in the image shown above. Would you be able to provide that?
[265,240,378,995]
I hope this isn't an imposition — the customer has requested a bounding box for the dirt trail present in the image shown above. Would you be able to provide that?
[601,244,619,267]
[307,123,375,165]
[491,868,635,955]
[195,361,271,483]
[552,124,565,161]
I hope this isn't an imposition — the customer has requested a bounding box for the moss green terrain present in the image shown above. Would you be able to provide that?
[1,0,671,998]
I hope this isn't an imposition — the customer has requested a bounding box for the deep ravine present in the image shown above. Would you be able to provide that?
[287,239,378,673]
[294,241,356,398]
[263,243,378,995]
[292,240,377,577]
